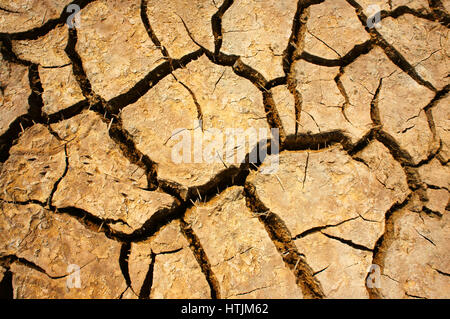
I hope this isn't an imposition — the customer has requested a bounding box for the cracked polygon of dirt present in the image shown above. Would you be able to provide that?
[425,188,449,215]
[172,56,267,130]
[75,0,164,101]
[50,111,175,231]
[432,96,450,162]
[120,79,205,194]
[0,55,30,136]
[126,220,210,299]
[319,216,383,249]
[340,46,397,119]
[381,210,450,298]
[378,71,435,163]
[356,141,410,197]
[0,124,66,203]
[294,232,373,298]
[283,61,369,141]
[341,46,436,164]
[39,65,85,115]
[184,186,304,299]
[121,55,267,190]
[444,1,450,13]
[377,15,449,90]
[144,0,217,58]
[0,203,126,298]
[0,0,449,301]
[303,0,370,59]
[390,0,429,10]
[357,0,430,12]
[248,147,402,243]
[10,264,67,299]
[221,0,297,80]
[293,63,344,108]
[353,0,391,12]
[0,0,71,33]
[0,203,43,255]
[271,85,296,135]
[418,158,450,189]
[12,25,70,67]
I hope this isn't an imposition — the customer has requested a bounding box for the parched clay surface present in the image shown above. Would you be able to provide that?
[0,0,449,299]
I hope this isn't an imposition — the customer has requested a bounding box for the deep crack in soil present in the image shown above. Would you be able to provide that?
[0,0,449,299]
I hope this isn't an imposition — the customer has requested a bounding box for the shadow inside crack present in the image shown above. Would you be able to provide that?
[0,270,13,299]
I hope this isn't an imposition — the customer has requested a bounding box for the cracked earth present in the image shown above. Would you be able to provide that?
[0,0,449,299]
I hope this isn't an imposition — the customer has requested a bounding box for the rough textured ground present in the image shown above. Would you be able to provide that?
[0,0,449,299]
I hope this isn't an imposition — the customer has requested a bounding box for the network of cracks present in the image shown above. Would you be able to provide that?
[0,0,449,299]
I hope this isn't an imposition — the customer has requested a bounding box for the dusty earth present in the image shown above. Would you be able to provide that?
[0,0,449,299]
